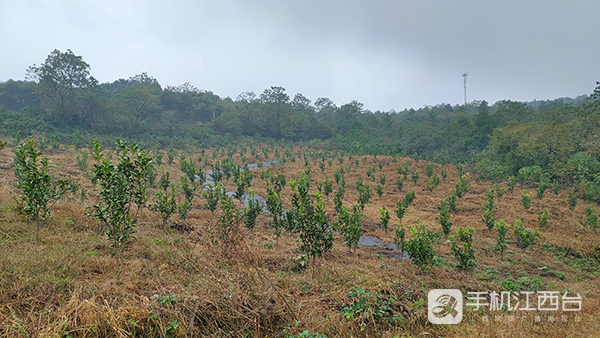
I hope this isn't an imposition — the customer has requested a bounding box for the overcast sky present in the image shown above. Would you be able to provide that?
[1,0,599,111]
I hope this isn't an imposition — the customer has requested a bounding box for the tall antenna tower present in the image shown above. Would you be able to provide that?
[462,72,468,105]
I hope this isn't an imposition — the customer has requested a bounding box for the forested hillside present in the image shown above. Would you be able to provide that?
[1,49,599,189]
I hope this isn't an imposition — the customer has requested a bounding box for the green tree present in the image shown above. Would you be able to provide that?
[379,206,390,230]
[150,188,177,229]
[26,49,98,127]
[285,173,335,266]
[87,140,153,263]
[335,204,363,253]
[449,227,476,269]
[13,138,74,240]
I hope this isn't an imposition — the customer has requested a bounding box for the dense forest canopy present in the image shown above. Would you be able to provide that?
[2,50,600,194]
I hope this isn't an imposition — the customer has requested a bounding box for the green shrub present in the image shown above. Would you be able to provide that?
[285,173,334,264]
[507,175,517,192]
[536,178,549,199]
[395,222,437,272]
[396,176,404,192]
[266,187,285,239]
[450,227,476,269]
[88,140,153,262]
[438,200,453,236]
[441,165,447,181]
[513,220,539,250]
[426,163,436,178]
[494,183,505,199]
[13,138,75,240]
[518,166,542,186]
[357,184,371,210]
[335,204,363,252]
[520,191,532,211]
[203,183,223,214]
[411,170,419,184]
[425,175,440,192]
[568,188,578,210]
[537,208,549,228]
[495,220,509,257]
[455,174,470,198]
[585,206,598,233]
[482,209,496,232]
[244,191,263,230]
[379,206,390,230]
[340,289,397,327]
[445,189,458,213]
[395,190,415,221]
[375,184,384,199]
[150,188,177,229]
[552,180,561,195]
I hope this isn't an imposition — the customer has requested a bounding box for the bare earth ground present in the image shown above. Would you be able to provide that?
[0,143,599,337]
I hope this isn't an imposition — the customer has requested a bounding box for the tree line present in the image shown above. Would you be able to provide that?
[1,49,600,188]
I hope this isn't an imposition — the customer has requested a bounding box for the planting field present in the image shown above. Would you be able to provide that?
[1,142,599,337]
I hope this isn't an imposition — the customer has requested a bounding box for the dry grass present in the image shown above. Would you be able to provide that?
[0,144,599,337]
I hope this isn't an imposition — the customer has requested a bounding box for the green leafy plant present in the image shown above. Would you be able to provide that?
[494,183,505,199]
[449,227,476,269]
[426,163,436,178]
[379,206,390,230]
[375,184,384,199]
[395,222,437,272]
[552,180,561,195]
[357,184,371,210]
[13,138,75,240]
[513,219,539,250]
[507,175,517,193]
[203,183,223,214]
[568,188,578,210]
[537,208,549,228]
[340,289,397,328]
[441,165,447,181]
[520,190,532,211]
[482,209,496,232]
[167,148,177,165]
[411,170,419,184]
[395,190,415,221]
[150,188,177,229]
[334,204,363,253]
[495,220,509,257]
[425,175,440,192]
[266,187,285,239]
[445,189,458,213]
[536,178,549,199]
[88,140,153,262]
[585,205,598,233]
[395,176,404,192]
[285,173,334,266]
[244,191,263,230]
[438,200,453,236]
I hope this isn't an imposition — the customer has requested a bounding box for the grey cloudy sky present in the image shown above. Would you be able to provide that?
[1,0,599,111]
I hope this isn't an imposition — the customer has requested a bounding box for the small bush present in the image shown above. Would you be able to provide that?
[585,206,598,233]
[495,220,509,257]
[425,175,440,192]
[568,188,578,210]
[335,204,363,252]
[482,209,496,232]
[379,206,390,230]
[438,200,453,236]
[520,191,532,211]
[507,175,517,192]
[395,222,437,272]
[150,188,177,229]
[537,208,549,228]
[13,138,75,240]
[494,183,505,199]
[445,189,458,213]
[450,227,476,269]
[514,220,539,250]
